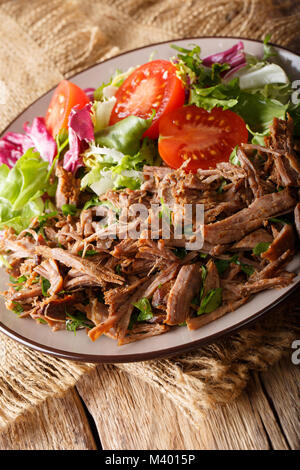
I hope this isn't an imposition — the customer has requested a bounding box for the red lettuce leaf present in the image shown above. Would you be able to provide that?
[63,103,94,173]
[203,41,246,69]
[23,117,57,164]
[0,117,57,168]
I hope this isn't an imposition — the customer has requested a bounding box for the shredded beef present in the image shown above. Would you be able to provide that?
[1,115,299,345]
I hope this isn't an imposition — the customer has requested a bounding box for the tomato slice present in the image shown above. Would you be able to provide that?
[109,60,185,139]
[158,105,249,171]
[45,80,90,138]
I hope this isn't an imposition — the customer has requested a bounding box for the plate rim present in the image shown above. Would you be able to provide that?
[0,36,299,363]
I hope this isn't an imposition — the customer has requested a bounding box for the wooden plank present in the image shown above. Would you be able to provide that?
[0,388,97,450]
[76,364,272,450]
[246,373,289,450]
[260,357,300,450]
[1,357,298,450]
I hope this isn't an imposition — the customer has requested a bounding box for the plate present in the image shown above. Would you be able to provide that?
[0,37,299,363]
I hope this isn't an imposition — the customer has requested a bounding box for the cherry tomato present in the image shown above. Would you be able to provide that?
[109,60,185,139]
[45,80,90,137]
[158,105,249,171]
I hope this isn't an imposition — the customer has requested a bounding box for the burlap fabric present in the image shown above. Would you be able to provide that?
[0,0,299,430]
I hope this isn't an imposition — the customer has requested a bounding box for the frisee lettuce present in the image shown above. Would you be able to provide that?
[81,116,158,195]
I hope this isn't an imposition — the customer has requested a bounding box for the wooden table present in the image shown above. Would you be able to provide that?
[0,355,299,450]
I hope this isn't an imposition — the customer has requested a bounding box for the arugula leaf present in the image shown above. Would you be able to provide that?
[217,179,227,193]
[172,247,187,259]
[41,278,51,297]
[253,242,271,256]
[229,146,240,166]
[263,34,277,61]
[199,265,207,300]
[83,197,120,214]
[128,311,139,330]
[159,197,172,224]
[115,264,122,275]
[66,311,93,334]
[37,318,47,324]
[12,301,24,315]
[78,249,98,258]
[10,275,27,284]
[61,204,77,216]
[230,254,255,276]
[133,298,153,322]
[37,210,58,227]
[268,216,290,225]
[215,259,230,275]
[215,255,254,277]
[171,44,229,88]
[198,288,222,316]
[10,274,27,291]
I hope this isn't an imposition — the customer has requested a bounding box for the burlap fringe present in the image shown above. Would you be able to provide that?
[0,335,95,429]
[0,0,299,430]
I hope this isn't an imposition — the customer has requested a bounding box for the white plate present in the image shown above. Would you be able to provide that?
[0,37,299,363]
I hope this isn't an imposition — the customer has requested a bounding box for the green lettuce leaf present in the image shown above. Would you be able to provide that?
[189,78,240,111]
[232,91,288,133]
[94,114,153,156]
[0,148,53,232]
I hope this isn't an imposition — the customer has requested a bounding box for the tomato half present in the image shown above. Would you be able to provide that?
[158,105,249,171]
[45,80,90,138]
[109,60,185,139]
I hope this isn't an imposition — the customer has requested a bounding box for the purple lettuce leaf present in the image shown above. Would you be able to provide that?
[63,103,94,173]
[0,132,34,168]
[0,117,57,168]
[203,41,246,70]
[23,117,57,164]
